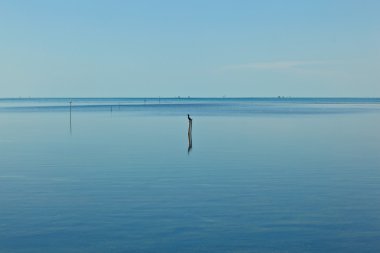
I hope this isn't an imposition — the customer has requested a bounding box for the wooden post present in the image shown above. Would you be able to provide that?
[187,115,192,154]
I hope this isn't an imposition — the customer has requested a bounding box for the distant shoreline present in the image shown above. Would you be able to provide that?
[1,97,380,100]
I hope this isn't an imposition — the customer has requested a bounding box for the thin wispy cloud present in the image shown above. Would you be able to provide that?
[224,60,327,71]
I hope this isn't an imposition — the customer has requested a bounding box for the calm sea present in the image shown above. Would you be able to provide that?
[1,98,380,253]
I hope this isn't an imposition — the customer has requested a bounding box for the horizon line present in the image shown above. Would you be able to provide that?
[0,96,380,99]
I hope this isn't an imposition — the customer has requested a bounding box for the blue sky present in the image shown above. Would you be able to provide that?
[0,0,379,97]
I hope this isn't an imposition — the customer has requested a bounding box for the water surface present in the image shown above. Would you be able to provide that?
[1,98,380,252]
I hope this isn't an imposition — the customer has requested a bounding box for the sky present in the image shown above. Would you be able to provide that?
[0,0,379,97]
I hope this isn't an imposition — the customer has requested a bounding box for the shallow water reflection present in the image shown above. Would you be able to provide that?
[0,100,380,252]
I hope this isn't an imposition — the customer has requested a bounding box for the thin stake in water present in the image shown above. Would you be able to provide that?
[69,101,72,135]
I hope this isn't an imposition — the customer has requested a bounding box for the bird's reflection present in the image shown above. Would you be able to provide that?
[188,131,192,154]
[187,114,193,154]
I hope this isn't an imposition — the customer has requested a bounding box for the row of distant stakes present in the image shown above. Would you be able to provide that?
[68,102,193,154]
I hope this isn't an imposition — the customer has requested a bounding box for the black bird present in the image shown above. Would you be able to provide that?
[187,114,192,121]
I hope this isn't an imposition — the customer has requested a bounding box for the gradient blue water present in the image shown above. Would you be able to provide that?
[1,98,380,252]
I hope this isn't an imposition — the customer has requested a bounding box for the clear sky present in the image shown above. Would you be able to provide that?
[0,0,379,97]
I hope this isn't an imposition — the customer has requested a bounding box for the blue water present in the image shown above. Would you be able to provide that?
[1,97,380,115]
[1,98,380,252]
